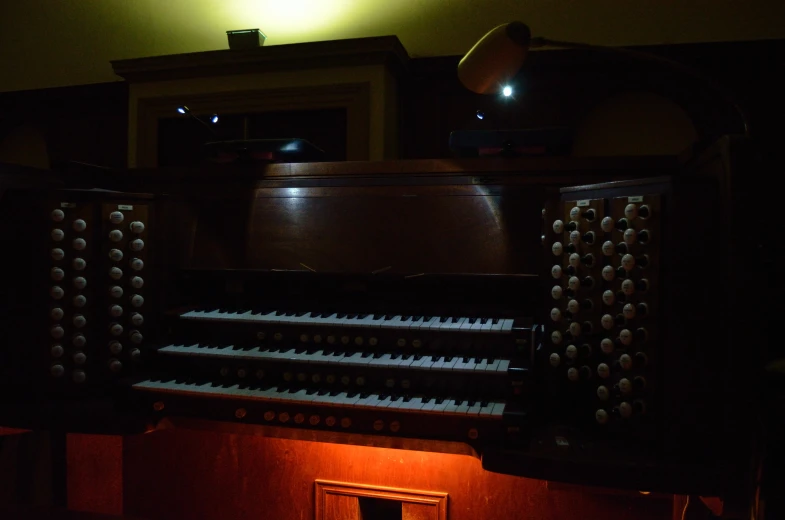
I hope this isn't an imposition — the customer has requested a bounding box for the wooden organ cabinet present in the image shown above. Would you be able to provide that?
[0,138,762,520]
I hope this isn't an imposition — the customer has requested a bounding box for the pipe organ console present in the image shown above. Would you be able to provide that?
[0,142,758,505]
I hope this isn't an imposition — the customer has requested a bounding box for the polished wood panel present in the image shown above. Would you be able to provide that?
[123,429,672,520]
[181,184,541,274]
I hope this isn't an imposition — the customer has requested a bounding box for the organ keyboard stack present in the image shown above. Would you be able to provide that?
[0,143,760,500]
[136,271,535,444]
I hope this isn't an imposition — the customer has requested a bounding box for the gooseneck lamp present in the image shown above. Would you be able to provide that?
[458,22,750,139]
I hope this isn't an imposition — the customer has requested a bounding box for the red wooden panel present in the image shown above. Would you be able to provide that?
[66,434,123,516]
[123,430,672,520]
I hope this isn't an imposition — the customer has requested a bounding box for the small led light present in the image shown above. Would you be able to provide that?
[211,114,219,124]
[476,110,485,120]
[502,85,513,97]
[176,105,189,114]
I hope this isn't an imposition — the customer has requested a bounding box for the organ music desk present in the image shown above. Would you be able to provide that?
[0,139,762,519]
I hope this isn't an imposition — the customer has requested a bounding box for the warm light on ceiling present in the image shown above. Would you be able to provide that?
[224,0,356,41]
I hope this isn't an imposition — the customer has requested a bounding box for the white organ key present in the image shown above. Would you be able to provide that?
[420,316,439,330]
[339,392,363,407]
[376,394,397,410]
[308,391,334,406]
[299,349,326,364]
[490,402,506,418]
[401,397,426,411]
[478,401,496,418]
[479,319,493,332]
[430,356,447,371]
[469,319,483,332]
[443,399,463,415]
[407,317,426,330]
[432,399,451,414]
[490,319,505,332]
[496,359,511,373]
[444,317,466,331]
[359,393,382,410]
[282,312,306,325]
[485,358,502,372]
[382,315,403,327]
[474,358,490,372]
[406,355,427,370]
[329,313,347,326]
[420,398,439,413]
[320,391,345,407]
[451,357,474,372]
[455,400,473,415]
[323,351,346,365]
[466,401,484,416]
[501,319,514,332]
[368,353,398,368]
[356,315,377,328]
[442,357,459,370]
[347,315,366,328]
[458,319,474,331]
[340,351,369,367]
[274,348,300,362]
[428,318,445,330]
[367,315,385,328]
[435,317,453,330]
[398,316,414,329]
[347,315,369,328]
[397,354,415,368]
[388,397,408,410]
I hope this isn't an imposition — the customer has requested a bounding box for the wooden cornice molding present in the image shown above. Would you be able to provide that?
[111,36,410,83]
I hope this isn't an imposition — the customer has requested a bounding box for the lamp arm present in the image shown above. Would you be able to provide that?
[189,113,218,138]
[531,37,751,138]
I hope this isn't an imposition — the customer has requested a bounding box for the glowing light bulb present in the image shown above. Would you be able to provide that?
[211,114,219,124]
[176,106,189,114]
[476,110,485,120]
[502,86,513,97]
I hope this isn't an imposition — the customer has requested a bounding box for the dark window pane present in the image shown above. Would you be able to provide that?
[247,109,347,161]
[157,108,347,166]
